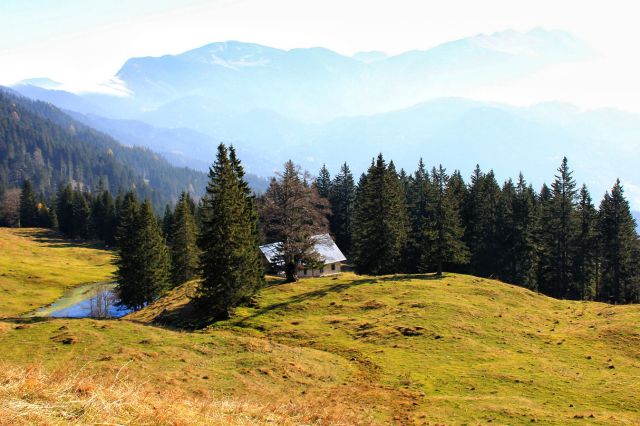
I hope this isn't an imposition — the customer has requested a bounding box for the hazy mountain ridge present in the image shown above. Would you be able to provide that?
[11,28,640,210]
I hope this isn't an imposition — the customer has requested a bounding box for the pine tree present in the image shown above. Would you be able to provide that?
[162,204,174,241]
[259,160,329,282]
[463,166,501,277]
[19,179,38,227]
[115,192,143,309]
[404,159,430,272]
[421,165,469,275]
[199,144,264,318]
[510,174,539,290]
[316,164,332,199]
[496,179,517,281]
[352,154,407,275]
[115,194,170,310]
[572,185,598,299]
[229,146,264,287]
[72,192,91,238]
[329,163,356,257]
[91,190,117,245]
[170,192,199,286]
[597,180,638,303]
[56,184,75,236]
[539,157,578,298]
[135,200,171,305]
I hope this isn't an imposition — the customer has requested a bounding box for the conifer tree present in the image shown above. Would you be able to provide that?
[329,162,356,257]
[170,192,199,286]
[509,174,539,290]
[260,160,328,282]
[316,164,332,199]
[572,185,598,299]
[463,166,501,277]
[199,144,264,318]
[162,204,174,241]
[115,194,170,310]
[496,179,517,281]
[19,179,38,227]
[91,190,117,245]
[230,145,264,283]
[72,192,91,238]
[56,185,75,236]
[597,180,639,303]
[421,165,469,275]
[404,159,430,272]
[352,154,407,275]
[135,200,171,304]
[115,192,143,309]
[539,157,578,298]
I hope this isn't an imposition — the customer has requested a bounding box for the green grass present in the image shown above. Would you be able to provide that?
[133,274,640,424]
[0,228,115,317]
[1,228,639,424]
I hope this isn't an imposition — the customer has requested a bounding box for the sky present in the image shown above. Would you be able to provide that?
[2,0,640,112]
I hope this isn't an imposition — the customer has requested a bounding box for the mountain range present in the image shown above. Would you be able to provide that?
[8,28,639,222]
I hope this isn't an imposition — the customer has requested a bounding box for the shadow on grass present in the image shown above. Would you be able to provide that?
[15,228,109,250]
[0,316,52,324]
[127,273,442,331]
[233,273,442,326]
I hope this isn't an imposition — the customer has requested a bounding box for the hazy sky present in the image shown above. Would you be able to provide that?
[2,0,640,112]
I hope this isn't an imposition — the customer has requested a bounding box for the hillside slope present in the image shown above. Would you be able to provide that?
[132,274,640,424]
[1,229,638,424]
[0,90,207,209]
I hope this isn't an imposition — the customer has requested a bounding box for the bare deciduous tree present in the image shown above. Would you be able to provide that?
[259,161,329,282]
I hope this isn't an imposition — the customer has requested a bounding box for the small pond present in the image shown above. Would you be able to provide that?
[29,282,132,319]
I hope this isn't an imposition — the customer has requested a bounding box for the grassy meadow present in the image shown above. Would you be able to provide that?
[1,229,639,424]
[0,228,115,317]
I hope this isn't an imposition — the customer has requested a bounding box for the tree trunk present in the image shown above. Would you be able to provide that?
[436,261,443,277]
[285,261,298,283]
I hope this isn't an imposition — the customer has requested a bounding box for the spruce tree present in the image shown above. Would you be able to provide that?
[352,154,407,275]
[329,163,356,257]
[405,159,430,272]
[91,190,117,245]
[115,192,143,309]
[316,164,332,199]
[597,180,638,303]
[72,192,91,238]
[135,200,171,305]
[19,179,38,227]
[539,157,578,298]
[162,204,174,241]
[199,144,264,318]
[229,146,264,286]
[463,166,501,277]
[115,194,170,310]
[421,165,469,275]
[56,184,75,236]
[170,192,199,286]
[571,185,598,299]
[496,179,517,281]
[510,174,539,290]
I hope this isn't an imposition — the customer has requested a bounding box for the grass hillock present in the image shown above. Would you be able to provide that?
[130,272,640,424]
[0,228,115,317]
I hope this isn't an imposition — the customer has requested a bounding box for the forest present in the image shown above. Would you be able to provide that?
[5,142,638,320]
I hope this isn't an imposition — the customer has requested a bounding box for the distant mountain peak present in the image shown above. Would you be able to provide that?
[16,78,62,90]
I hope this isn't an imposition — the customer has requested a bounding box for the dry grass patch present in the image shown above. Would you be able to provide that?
[0,363,366,425]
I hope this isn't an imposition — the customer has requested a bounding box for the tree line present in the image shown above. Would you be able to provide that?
[4,149,639,319]
[318,155,639,304]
